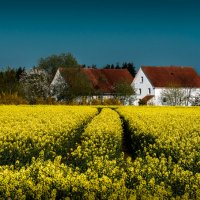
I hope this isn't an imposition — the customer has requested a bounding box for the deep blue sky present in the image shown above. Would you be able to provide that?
[0,0,200,73]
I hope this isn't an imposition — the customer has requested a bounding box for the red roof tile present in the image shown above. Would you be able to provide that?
[141,95,154,102]
[82,68,134,93]
[59,68,134,93]
[141,66,200,88]
[140,95,154,105]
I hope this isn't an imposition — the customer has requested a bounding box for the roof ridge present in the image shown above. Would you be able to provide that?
[141,66,200,87]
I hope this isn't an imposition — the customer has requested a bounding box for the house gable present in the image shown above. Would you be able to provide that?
[51,69,66,86]
[132,67,154,100]
[50,69,67,99]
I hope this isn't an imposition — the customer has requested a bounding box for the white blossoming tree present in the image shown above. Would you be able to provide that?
[19,68,50,104]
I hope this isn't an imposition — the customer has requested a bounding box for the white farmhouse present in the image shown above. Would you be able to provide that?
[132,66,200,105]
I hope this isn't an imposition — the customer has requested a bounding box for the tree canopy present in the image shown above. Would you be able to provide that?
[114,81,135,97]
[0,67,25,95]
[38,53,79,78]
[114,80,136,105]
[53,68,94,102]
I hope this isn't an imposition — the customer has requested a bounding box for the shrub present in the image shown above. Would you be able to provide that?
[0,93,27,105]
[103,98,122,105]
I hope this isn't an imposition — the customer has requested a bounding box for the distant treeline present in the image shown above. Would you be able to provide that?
[82,62,136,77]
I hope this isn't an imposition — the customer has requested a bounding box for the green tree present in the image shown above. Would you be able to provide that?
[0,67,25,95]
[122,62,136,77]
[104,64,111,69]
[114,80,135,105]
[38,53,79,79]
[111,64,115,69]
[53,68,94,103]
[103,62,136,77]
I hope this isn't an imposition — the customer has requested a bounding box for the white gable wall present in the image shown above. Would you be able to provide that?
[131,68,154,105]
[50,69,67,100]
[51,69,65,86]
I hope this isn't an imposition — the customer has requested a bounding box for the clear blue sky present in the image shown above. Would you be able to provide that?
[0,0,200,73]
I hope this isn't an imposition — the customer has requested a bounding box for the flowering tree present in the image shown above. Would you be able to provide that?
[20,68,50,104]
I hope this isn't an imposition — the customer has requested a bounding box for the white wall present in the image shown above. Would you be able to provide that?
[50,70,65,86]
[50,69,66,100]
[131,68,154,105]
[154,88,163,105]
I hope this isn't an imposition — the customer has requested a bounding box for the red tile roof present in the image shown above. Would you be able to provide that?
[141,95,154,102]
[141,66,200,88]
[81,68,110,92]
[82,68,134,93]
[140,95,154,105]
[59,68,134,93]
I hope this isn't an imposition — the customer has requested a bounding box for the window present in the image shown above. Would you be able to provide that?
[148,88,151,94]
[139,88,142,95]
[141,76,143,83]
[162,97,167,103]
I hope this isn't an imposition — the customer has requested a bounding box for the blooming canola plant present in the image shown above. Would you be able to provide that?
[0,106,200,199]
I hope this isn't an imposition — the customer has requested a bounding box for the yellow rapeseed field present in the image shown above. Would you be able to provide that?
[117,106,200,199]
[0,105,200,199]
[0,105,98,165]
